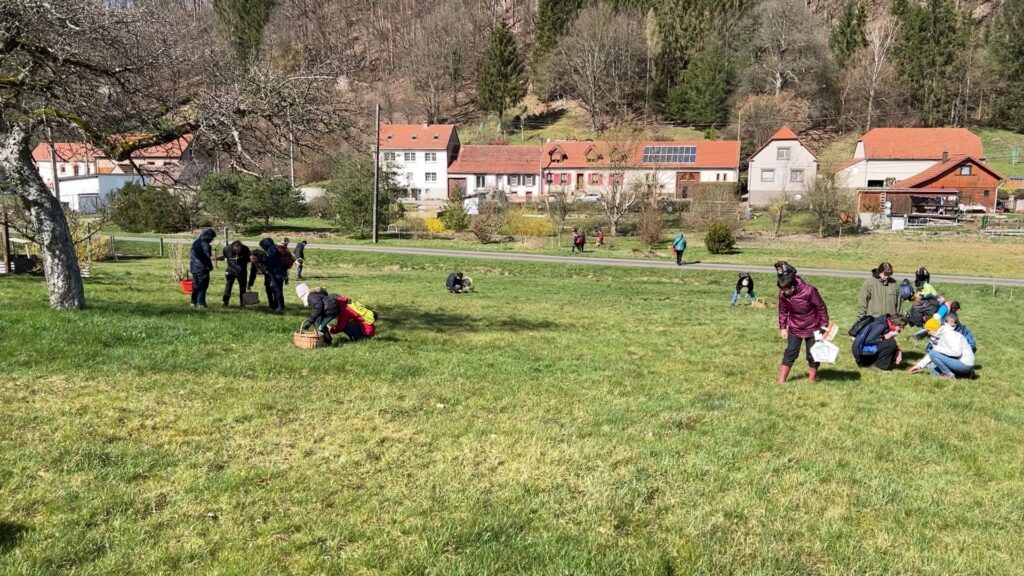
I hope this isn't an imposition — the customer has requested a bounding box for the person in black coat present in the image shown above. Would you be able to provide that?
[852,314,907,370]
[294,240,307,280]
[189,228,216,307]
[447,271,467,293]
[731,272,755,305]
[220,240,251,307]
[298,284,340,345]
[258,237,286,313]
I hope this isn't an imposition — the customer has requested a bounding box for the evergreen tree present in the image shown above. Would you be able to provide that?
[663,45,734,124]
[213,0,276,63]
[892,0,970,126]
[989,0,1024,130]
[477,21,526,132]
[440,185,470,232]
[829,0,867,69]
[531,0,588,98]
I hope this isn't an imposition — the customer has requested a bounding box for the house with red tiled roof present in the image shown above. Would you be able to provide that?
[540,139,740,199]
[834,128,984,189]
[746,126,818,206]
[447,145,542,202]
[378,124,460,202]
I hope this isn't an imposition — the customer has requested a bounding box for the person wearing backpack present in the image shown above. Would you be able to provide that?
[277,237,296,284]
[731,272,755,305]
[258,237,286,314]
[672,232,687,266]
[332,296,376,341]
[852,314,907,370]
[777,272,830,384]
[857,262,900,318]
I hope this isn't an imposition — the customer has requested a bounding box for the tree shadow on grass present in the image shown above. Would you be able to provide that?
[378,304,560,335]
[0,521,29,554]
[522,107,568,131]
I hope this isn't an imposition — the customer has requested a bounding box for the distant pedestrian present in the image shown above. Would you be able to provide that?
[731,272,755,305]
[672,232,686,265]
[189,228,217,308]
[777,272,830,384]
[774,260,797,281]
[294,240,307,279]
[578,229,586,253]
[596,229,604,248]
[220,240,251,307]
[258,237,286,314]
[571,227,582,254]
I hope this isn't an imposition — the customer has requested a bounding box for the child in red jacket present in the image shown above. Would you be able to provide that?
[777,273,830,384]
[331,296,376,341]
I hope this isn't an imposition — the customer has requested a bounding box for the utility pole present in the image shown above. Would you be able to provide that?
[372,103,381,244]
[287,111,296,187]
[1,214,11,274]
[46,126,61,204]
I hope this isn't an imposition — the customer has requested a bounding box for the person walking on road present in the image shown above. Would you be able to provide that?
[672,232,687,266]
[189,228,217,308]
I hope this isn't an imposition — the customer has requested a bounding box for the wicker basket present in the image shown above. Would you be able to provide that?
[293,323,324,349]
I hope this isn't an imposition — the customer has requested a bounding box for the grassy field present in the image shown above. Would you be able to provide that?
[975,128,1024,179]
[2,252,1024,574]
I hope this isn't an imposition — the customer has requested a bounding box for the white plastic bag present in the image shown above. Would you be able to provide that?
[810,340,839,364]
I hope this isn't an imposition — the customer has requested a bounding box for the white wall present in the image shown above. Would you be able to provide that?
[748,141,818,206]
[835,160,937,189]
[57,174,140,212]
[449,172,541,200]
[36,160,96,184]
[541,168,737,198]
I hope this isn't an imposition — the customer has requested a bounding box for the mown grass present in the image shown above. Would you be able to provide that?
[975,128,1024,179]
[2,252,1023,575]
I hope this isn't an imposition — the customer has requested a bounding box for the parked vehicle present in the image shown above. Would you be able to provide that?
[576,192,602,203]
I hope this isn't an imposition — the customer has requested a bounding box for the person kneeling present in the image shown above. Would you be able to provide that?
[447,271,470,294]
[909,312,975,379]
[852,314,906,370]
[297,283,341,345]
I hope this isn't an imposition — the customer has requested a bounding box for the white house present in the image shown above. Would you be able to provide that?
[54,174,142,212]
[540,140,740,199]
[834,128,985,189]
[33,135,194,190]
[379,124,460,203]
[747,126,818,207]
[447,145,542,202]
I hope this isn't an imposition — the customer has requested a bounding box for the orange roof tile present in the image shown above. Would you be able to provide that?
[859,128,983,160]
[892,155,1005,188]
[32,134,193,162]
[747,125,817,161]
[541,140,740,170]
[834,158,864,172]
[448,145,542,174]
[379,124,456,150]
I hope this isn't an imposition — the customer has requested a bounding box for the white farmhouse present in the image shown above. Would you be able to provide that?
[834,128,985,189]
[447,145,542,202]
[747,126,818,207]
[379,124,460,203]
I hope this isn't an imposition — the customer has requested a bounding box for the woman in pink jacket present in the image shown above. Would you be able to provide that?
[777,273,831,384]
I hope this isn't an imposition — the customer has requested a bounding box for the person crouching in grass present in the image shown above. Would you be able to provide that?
[777,272,830,384]
[852,314,907,370]
[909,312,975,379]
[297,283,340,345]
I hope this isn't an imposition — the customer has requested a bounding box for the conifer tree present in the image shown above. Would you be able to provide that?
[829,0,867,69]
[663,45,734,125]
[531,0,588,97]
[213,0,276,63]
[477,21,526,133]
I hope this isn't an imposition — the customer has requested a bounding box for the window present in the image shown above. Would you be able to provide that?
[761,169,775,182]
[509,175,521,186]
[641,145,697,164]
[561,173,571,184]
[425,152,437,163]
[384,152,397,161]
[524,175,536,186]
[790,169,804,183]
[475,175,486,187]
[409,189,421,200]
[777,147,792,161]
[545,172,553,184]
[960,165,972,175]
[589,173,603,185]
[404,152,416,162]
[406,172,414,183]
[609,173,623,186]
[983,190,990,197]
[60,165,67,174]
[425,172,437,183]
[867,179,885,188]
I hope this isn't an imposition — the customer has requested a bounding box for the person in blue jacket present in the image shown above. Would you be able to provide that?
[189,228,216,308]
[258,237,286,314]
[852,314,907,370]
[672,232,687,266]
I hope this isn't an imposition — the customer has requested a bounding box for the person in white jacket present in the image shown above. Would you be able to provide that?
[909,312,975,379]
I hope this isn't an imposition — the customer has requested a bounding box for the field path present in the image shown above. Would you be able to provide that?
[115,236,1024,288]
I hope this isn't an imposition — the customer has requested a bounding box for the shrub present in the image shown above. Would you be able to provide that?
[440,186,470,232]
[704,221,736,254]
[111,183,189,233]
[504,207,553,237]
[637,202,666,250]
[425,216,447,234]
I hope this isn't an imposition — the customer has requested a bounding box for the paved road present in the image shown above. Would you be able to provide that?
[115,236,1024,288]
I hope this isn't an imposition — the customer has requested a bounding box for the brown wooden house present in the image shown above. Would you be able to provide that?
[889,155,1004,212]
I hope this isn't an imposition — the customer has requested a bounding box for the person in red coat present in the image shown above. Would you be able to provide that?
[330,296,376,341]
[777,272,830,384]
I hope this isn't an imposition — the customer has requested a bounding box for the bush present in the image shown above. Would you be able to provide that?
[111,183,189,233]
[440,186,470,232]
[704,221,736,254]
[637,202,666,250]
[504,207,553,237]
[424,216,447,234]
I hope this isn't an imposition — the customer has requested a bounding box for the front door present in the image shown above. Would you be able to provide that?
[675,172,699,199]
[576,173,585,190]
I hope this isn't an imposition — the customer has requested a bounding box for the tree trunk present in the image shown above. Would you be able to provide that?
[0,123,86,310]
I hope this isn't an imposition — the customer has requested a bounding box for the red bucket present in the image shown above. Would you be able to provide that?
[180,279,193,294]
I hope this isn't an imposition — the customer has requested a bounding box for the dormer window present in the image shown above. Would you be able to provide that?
[432,135,439,140]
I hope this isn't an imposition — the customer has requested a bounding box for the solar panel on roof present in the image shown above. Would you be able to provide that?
[642,145,697,164]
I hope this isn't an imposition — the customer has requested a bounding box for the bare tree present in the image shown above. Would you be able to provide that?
[746,0,830,98]
[550,4,646,131]
[0,0,355,309]
[807,174,851,238]
[855,15,900,131]
[598,140,642,236]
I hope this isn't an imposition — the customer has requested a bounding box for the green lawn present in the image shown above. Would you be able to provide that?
[975,127,1024,179]
[2,253,1023,574]
[458,110,705,146]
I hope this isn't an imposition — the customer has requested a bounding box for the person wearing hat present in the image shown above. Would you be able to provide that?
[297,283,340,345]
[189,228,217,308]
[731,272,756,305]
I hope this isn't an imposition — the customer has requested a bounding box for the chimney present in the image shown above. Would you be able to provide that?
[422,122,429,128]
[942,150,949,162]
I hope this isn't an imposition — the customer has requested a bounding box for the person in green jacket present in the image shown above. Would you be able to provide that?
[858,261,901,318]
[672,233,687,266]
